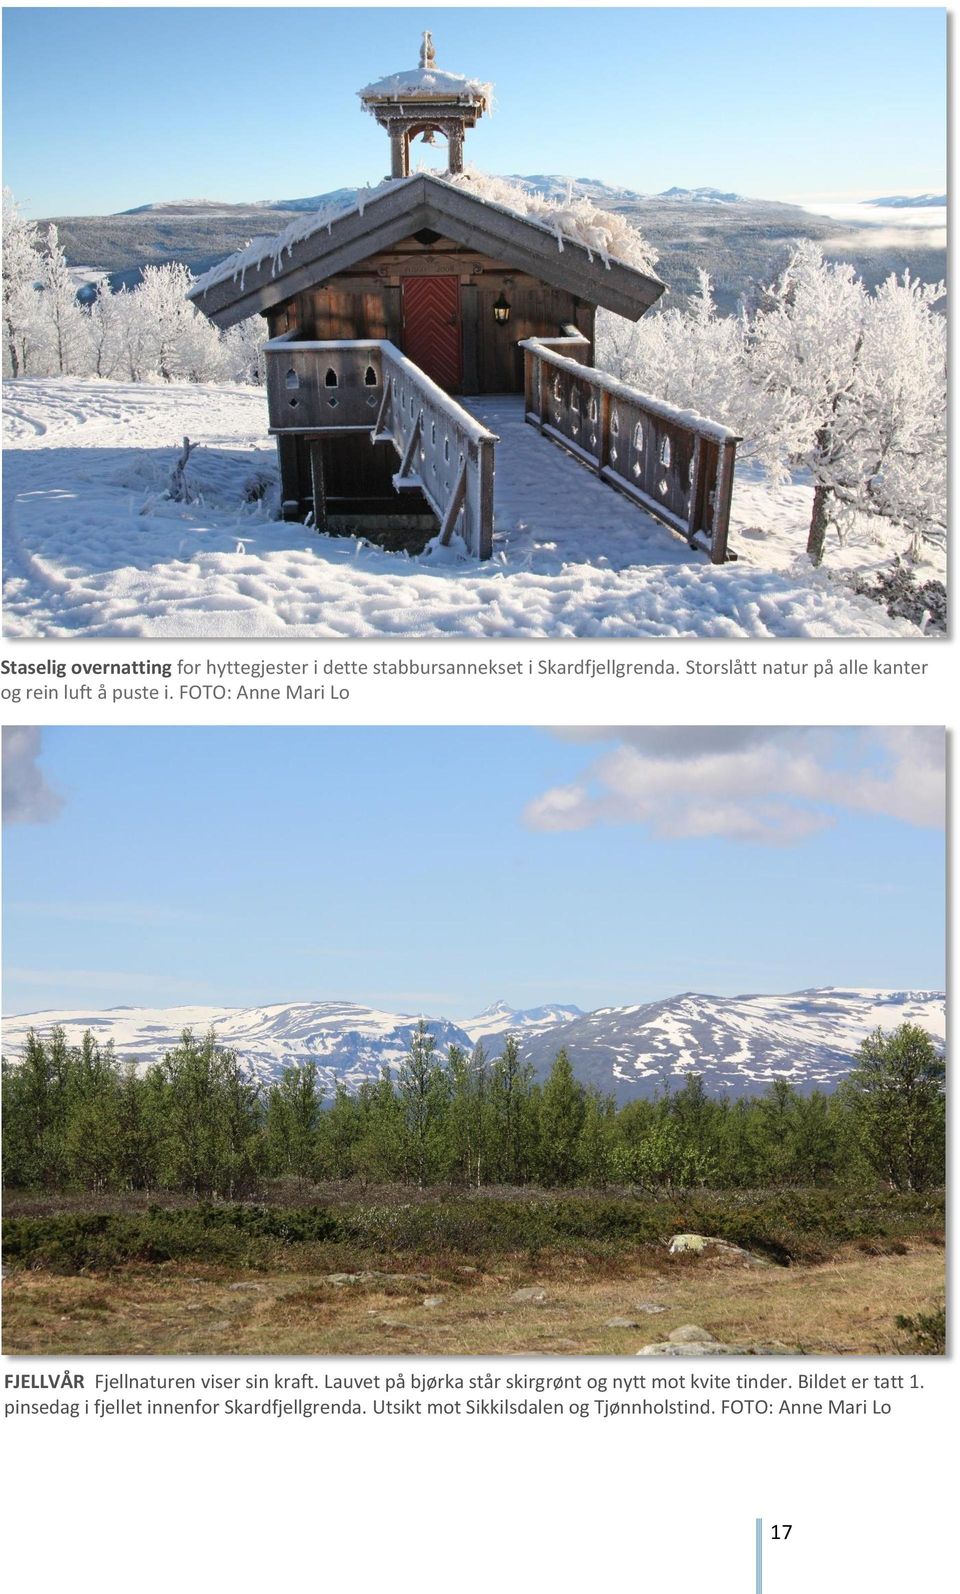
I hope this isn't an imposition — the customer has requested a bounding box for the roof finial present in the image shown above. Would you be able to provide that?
[419,30,436,70]
[360,35,490,178]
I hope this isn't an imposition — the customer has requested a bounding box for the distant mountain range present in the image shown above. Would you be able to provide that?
[2,988,944,1103]
[456,999,584,1047]
[866,193,946,209]
[506,178,754,207]
[38,176,946,313]
[116,181,758,216]
[513,988,945,1100]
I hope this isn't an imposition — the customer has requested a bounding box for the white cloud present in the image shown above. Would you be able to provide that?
[524,728,944,846]
[1,727,63,826]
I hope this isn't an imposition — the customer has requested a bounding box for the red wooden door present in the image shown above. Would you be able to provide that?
[401,276,462,392]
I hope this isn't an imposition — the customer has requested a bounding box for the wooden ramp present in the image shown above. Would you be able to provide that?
[457,395,704,569]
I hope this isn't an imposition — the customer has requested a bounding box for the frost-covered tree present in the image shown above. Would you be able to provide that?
[133,262,193,380]
[127,262,220,382]
[597,273,749,436]
[219,314,267,384]
[598,243,947,568]
[2,189,43,377]
[839,271,946,555]
[113,285,150,381]
[86,280,125,378]
[747,242,946,563]
[36,224,90,375]
[746,244,869,562]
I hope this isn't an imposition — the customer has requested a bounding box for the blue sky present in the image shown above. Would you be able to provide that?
[2,8,946,217]
[1,727,945,1016]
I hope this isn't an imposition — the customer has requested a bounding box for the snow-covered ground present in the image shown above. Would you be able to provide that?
[2,378,939,638]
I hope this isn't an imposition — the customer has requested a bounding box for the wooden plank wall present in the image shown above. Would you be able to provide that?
[266,236,597,394]
[279,433,407,515]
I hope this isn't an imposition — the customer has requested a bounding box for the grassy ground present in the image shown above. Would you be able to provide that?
[2,1244,943,1356]
[2,1184,944,1355]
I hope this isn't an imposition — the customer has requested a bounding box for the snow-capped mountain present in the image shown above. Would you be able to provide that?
[506,174,647,205]
[456,1000,584,1046]
[0,1001,474,1094]
[656,185,745,203]
[866,193,946,209]
[118,198,270,216]
[2,990,943,1102]
[269,188,371,213]
[516,988,945,1102]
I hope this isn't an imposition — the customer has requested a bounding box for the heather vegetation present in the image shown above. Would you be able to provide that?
[3,1186,944,1276]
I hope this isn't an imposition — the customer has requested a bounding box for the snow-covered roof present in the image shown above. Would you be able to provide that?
[189,190,392,297]
[450,169,658,276]
[360,66,493,111]
[188,169,664,327]
[359,31,493,112]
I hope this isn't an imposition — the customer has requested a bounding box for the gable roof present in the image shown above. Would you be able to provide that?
[188,173,666,328]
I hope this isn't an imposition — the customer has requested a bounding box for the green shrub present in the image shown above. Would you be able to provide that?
[895,1304,946,1354]
[2,1187,944,1273]
[2,1204,341,1271]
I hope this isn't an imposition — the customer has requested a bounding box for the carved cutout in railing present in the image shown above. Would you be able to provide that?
[264,335,497,558]
[372,345,496,559]
[265,333,390,431]
[520,335,740,563]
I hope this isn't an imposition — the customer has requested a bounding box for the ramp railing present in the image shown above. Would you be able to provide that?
[520,334,740,563]
[264,334,497,557]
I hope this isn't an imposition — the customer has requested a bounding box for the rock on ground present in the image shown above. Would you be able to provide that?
[636,1322,732,1356]
[668,1233,771,1266]
[637,1341,740,1357]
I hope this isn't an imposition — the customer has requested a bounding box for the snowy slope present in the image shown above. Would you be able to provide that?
[657,186,746,204]
[516,988,946,1101]
[455,1000,584,1046]
[0,1000,474,1093]
[119,199,278,217]
[508,175,648,205]
[2,381,932,639]
[867,194,946,209]
[2,989,943,1101]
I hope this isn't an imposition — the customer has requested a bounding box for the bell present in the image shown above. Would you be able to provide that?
[422,129,436,145]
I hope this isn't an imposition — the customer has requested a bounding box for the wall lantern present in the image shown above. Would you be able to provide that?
[492,291,511,325]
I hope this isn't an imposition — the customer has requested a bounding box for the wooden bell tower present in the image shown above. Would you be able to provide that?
[360,32,491,179]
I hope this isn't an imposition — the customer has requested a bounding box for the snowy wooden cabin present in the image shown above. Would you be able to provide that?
[189,34,739,560]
